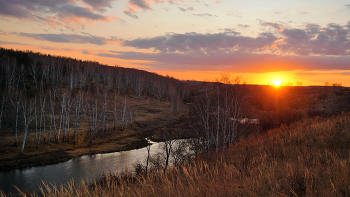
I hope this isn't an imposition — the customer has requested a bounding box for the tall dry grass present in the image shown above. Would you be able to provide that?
[3,112,350,196]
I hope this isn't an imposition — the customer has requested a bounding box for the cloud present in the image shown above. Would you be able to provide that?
[193,13,218,17]
[0,40,31,46]
[123,0,184,16]
[98,22,350,73]
[58,4,109,20]
[228,11,241,18]
[221,29,240,35]
[345,4,350,9]
[178,7,187,12]
[0,0,116,28]
[260,21,284,31]
[123,10,139,19]
[129,0,152,10]
[96,50,350,73]
[279,22,350,55]
[237,24,250,28]
[82,49,92,54]
[82,0,114,12]
[122,31,278,53]
[13,32,122,45]
[179,6,194,12]
[39,46,57,50]
[296,71,350,76]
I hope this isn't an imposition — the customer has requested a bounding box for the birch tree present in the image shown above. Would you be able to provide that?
[113,93,118,130]
[73,91,83,145]
[39,92,46,145]
[10,89,22,147]
[0,92,8,131]
[48,90,56,143]
[20,99,35,154]
[57,91,66,143]
[121,97,127,130]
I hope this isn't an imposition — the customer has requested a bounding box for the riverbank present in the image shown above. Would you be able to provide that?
[0,98,190,172]
[14,112,350,197]
[0,129,149,171]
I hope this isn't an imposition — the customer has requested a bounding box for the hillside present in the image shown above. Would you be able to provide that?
[8,112,349,196]
[1,48,350,196]
[0,48,191,171]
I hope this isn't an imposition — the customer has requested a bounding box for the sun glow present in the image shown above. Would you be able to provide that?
[273,79,282,86]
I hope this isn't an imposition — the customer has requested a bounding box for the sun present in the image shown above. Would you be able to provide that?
[273,79,282,86]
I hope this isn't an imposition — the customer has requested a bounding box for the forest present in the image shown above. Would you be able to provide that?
[0,47,191,170]
[0,48,350,196]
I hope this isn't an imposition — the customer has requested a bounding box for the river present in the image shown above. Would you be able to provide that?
[0,140,165,195]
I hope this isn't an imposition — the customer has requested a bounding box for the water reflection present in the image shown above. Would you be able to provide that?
[0,141,163,194]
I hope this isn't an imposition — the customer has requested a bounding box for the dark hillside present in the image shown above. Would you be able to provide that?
[0,48,191,170]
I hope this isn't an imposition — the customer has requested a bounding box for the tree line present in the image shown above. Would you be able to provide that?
[0,48,190,154]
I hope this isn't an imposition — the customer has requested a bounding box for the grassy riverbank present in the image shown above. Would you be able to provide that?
[4,112,349,196]
[0,97,190,171]
[0,129,148,171]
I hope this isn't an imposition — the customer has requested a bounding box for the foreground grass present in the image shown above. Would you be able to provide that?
[3,112,350,196]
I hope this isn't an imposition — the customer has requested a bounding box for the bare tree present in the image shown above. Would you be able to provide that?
[29,59,40,90]
[57,91,66,143]
[101,91,107,137]
[121,97,128,131]
[0,91,8,131]
[38,91,46,145]
[48,90,57,143]
[73,91,83,145]
[20,99,36,154]
[191,81,249,153]
[113,93,118,130]
[10,88,22,147]
[63,92,72,142]
[136,76,144,100]
[34,97,39,148]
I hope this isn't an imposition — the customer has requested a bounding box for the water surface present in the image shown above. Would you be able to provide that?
[0,141,162,194]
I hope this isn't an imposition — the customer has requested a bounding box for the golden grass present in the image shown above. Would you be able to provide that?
[3,112,350,196]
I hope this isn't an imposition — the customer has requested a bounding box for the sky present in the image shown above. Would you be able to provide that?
[0,0,349,86]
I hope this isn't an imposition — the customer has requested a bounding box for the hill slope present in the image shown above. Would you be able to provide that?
[13,112,350,197]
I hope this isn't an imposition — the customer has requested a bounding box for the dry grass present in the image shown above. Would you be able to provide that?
[0,95,189,171]
[3,112,350,197]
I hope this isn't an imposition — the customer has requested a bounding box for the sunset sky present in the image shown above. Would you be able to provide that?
[0,0,349,86]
